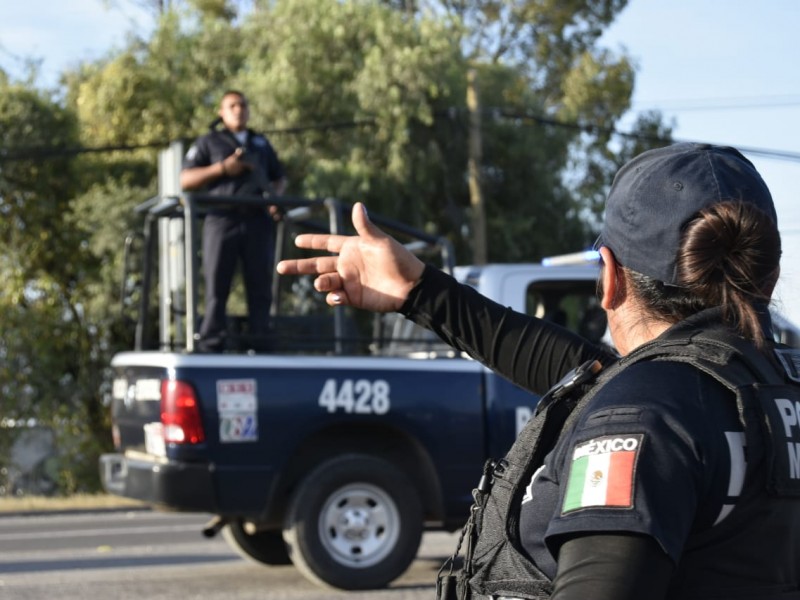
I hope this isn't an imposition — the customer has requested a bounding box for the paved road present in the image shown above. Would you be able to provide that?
[0,510,461,599]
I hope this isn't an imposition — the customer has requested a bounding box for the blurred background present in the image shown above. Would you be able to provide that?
[0,0,797,497]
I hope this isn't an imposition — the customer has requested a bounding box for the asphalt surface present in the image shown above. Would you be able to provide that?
[0,508,461,599]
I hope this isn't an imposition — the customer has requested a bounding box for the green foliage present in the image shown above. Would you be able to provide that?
[0,81,117,495]
[0,262,112,494]
[0,0,673,493]
[237,0,461,220]
[66,9,245,157]
[0,83,82,279]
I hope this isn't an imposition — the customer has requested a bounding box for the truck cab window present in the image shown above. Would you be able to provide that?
[526,280,607,344]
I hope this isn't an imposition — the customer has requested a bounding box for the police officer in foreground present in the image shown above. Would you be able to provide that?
[278,143,800,599]
[181,90,287,353]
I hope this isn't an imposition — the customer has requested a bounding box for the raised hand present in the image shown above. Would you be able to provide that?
[221,147,252,177]
[276,202,425,312]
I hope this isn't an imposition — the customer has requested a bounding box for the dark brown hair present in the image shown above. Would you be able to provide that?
[627,200,781,348]
[220,90,247,104]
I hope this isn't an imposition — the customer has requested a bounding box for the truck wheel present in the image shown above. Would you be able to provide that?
[283,454,423,590]
[222,519,292,565]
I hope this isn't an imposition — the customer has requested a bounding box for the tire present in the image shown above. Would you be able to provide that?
[282,454,423,590]
[222,519,292,565]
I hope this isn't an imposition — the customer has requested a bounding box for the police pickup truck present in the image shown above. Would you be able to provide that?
[99,145,799,591]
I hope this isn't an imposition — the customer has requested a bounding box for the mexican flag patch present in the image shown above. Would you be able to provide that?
[562,434,643,513]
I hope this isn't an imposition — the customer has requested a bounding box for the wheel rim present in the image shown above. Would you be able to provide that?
[318,482,400,568]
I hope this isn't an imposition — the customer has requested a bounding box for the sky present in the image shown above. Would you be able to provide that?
[599,1,800,324]
[1,0,799,322]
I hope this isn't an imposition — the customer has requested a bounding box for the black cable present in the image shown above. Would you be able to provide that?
[1,109,798,163]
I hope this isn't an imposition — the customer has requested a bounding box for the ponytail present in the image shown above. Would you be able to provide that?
[628,201,781,348]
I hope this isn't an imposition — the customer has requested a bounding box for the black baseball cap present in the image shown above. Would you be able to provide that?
[596,143,777,285]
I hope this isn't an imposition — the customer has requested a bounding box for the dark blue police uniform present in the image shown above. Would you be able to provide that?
[520,356,749,582]
[183,128,285,352]
[401,265,800,599]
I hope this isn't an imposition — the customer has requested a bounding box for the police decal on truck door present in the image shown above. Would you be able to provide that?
[318,378,391,414]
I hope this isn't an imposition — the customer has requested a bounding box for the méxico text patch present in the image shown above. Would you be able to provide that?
[562,434,643,513]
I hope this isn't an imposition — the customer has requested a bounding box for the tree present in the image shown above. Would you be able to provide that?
[401,0,632,262]
[0,80,110,494]
[71,0,661,265]
[0,0,672,494]
[235,0,461,225]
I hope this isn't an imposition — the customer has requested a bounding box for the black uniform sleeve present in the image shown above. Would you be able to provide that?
[182,135,211,169]
[551,533,673,600]
[399,265,614,395]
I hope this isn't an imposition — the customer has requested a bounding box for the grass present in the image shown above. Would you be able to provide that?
[0,493,146,513]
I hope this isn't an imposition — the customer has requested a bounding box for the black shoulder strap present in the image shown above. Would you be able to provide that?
[615,330,800,498]
[606,328,780,393]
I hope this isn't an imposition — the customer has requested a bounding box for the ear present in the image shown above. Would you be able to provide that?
[599,246,622,310]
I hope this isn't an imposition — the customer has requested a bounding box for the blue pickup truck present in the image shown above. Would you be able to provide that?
[100,145,799,591]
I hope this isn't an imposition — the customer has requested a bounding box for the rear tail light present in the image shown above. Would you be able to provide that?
[161,380,205,444]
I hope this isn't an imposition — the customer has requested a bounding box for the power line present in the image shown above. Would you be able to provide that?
[1,109,799,163]
[724,146,800,162]
[0,120,378,162]
[631,94,800,112]
[487,108,800,163]
[0,140,169,161]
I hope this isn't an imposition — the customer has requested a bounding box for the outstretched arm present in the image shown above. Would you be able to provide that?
[276,202,425,312]
[278,201,613,394]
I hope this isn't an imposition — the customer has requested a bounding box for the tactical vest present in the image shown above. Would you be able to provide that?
[436,328,800,600]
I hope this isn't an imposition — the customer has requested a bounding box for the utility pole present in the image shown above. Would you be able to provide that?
[466,68,487,264]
